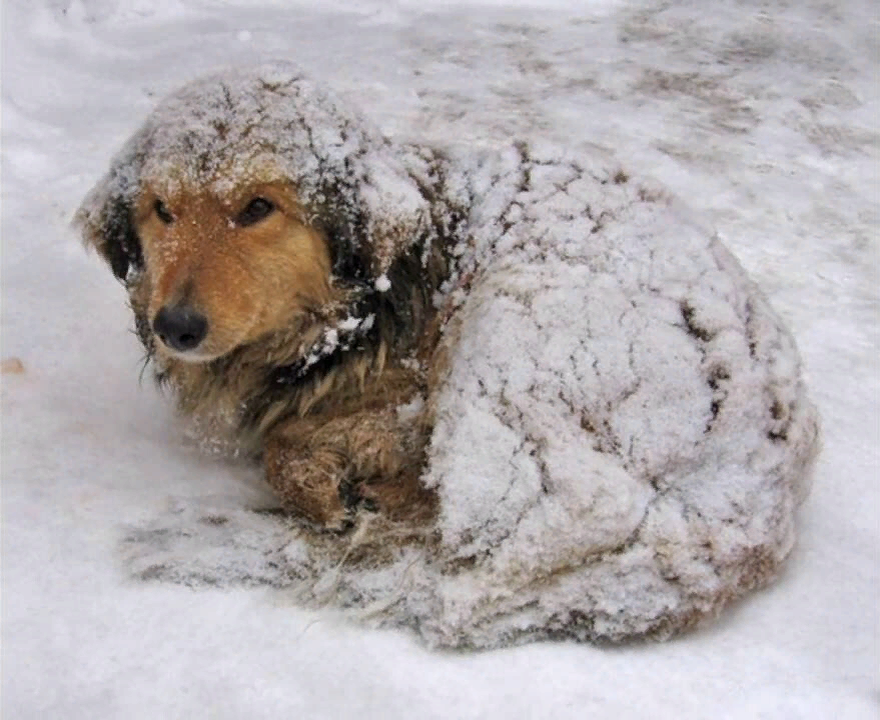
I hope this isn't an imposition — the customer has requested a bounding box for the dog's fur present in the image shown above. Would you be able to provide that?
[77,69,461,531]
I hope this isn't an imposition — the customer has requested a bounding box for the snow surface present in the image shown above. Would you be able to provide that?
[2,0,877,717]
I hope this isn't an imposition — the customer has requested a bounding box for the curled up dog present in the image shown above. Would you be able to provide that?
[76,62,820,647]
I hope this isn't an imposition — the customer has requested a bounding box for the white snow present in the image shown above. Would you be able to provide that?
[375,274,392,292]
[2,0,877,718]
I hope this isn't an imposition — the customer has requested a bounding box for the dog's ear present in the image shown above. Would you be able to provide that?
[75,137,146,283]
[308,147,433,288]
[76,189,143,282]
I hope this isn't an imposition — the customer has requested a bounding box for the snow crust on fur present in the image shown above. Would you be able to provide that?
[115,64,820,649]
[405,144,819,645]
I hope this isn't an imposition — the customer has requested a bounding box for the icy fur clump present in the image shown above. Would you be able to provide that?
[404,144,819,645]
[114,64,820,649]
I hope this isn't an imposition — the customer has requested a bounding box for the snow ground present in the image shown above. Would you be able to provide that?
[1,0,877,717]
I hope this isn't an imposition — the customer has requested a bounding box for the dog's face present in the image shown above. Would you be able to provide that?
[78,66,436,367]
[133,179,332,362]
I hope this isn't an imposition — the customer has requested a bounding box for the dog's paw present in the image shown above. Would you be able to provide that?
[351,475,437,525]
[120,498,311,588]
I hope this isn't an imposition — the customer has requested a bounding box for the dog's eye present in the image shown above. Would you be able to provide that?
[236,197,275,227]
[154,199,174,224]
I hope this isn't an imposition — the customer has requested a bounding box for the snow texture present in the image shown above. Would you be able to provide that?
[92,63,821,649]
[3,0,876,716]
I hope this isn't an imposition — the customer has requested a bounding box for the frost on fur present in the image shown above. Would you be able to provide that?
[106,64,820,650]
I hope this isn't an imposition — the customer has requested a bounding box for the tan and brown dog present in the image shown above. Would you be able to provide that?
[77,65,823,648]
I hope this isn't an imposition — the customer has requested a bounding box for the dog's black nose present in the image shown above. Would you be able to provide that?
[153,305,208,352]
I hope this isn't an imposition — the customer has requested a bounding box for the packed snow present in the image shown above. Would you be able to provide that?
[2,0,877,718]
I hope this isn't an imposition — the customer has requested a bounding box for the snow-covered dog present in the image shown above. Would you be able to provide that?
[78,62,820,648]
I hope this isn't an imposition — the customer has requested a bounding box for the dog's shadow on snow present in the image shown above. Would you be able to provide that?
[120,497,311,590]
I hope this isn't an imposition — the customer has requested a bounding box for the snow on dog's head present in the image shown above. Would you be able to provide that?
[76,61,430,361]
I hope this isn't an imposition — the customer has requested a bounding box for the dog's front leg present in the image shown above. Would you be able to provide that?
[263,408,436,532]
[263,419,356,532]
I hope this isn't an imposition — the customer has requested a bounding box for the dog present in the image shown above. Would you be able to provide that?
[77,63,463,531]
[79,62,822,646]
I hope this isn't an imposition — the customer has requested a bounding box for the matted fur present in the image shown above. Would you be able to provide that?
[79,63,820,649]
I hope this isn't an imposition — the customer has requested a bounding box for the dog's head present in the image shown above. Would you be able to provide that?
[76,63,432,363]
